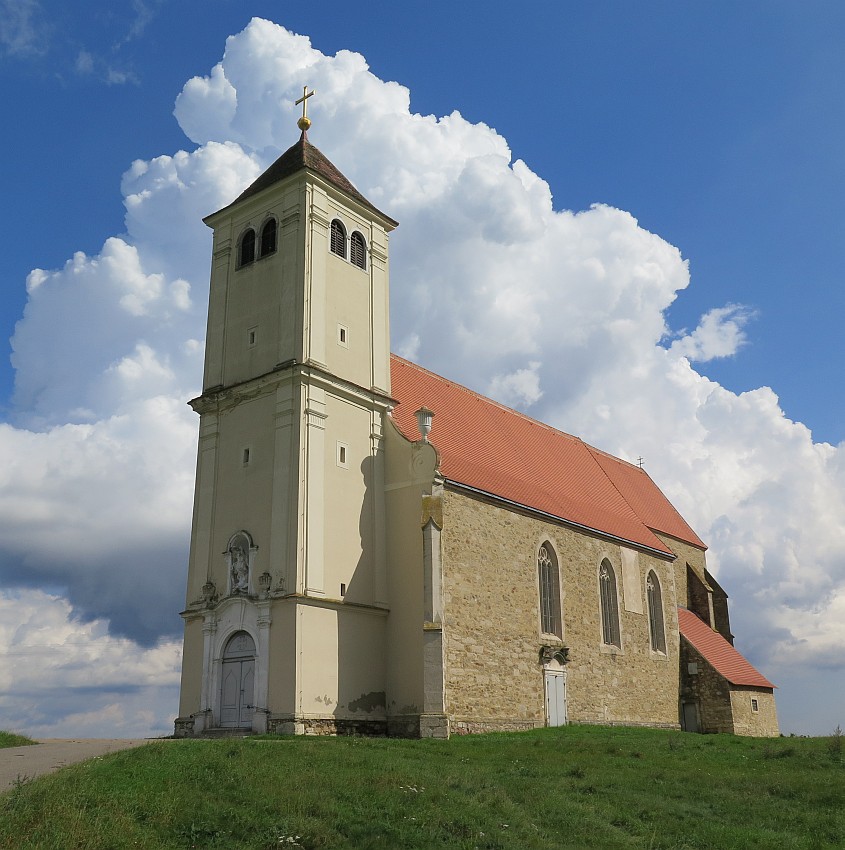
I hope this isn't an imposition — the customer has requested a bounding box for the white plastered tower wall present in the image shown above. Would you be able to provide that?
[175,132,399,736]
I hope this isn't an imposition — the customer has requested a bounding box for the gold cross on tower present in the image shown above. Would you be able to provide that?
[296,86,316,132]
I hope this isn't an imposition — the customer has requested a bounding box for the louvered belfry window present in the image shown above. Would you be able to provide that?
[350,231,366,270]
[538,543,562,638]
[330,219,346,258]
[239,228,256,267]
[599,560,621,647]
[259,219,277,258]
[646,571,666,653]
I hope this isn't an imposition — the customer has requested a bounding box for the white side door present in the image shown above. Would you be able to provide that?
[545,670,567,726]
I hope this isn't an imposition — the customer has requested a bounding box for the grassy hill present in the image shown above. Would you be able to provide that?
[1,725,843,849]
[0,731,35,748]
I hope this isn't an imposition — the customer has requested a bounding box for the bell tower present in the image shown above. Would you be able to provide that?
[175,95,399,736]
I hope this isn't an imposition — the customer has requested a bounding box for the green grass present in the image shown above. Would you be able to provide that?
[0,731,36,748]
[1,725,843,849]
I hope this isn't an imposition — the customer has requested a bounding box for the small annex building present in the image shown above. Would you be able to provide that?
[678,608,777,735]
[174,110,778,739]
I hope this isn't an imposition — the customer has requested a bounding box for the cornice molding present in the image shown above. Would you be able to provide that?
[190,360,397,416]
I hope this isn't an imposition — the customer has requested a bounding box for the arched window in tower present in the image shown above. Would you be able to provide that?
[330,219,346,258]
[646,570,666,653]
[599,559,621,647]
[239,228,256,267]
[538,542,562,638]
[259,218,277,258]
[350,231,367,270]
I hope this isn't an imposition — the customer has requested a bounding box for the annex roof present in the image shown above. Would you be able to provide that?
[677,607,775,689]
[207,131,398,227]
[389,354,706,557]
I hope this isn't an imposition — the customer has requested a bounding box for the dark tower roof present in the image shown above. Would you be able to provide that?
[208,131,398,227]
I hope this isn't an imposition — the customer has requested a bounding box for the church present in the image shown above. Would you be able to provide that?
[174,97,778,739]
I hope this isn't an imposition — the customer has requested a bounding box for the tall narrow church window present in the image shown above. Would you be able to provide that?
[599,559,621,647]
[646,570,666,653]
[330,219,346,258]
[239,228,256,267]
[350,231,367,270]
[259,218,277,257]
[538,543,562,638]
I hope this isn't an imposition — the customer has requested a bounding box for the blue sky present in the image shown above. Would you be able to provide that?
[1,2,844,737]
[4,2,844,441]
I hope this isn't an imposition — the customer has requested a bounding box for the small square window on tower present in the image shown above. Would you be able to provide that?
[337,324,348,348]
[751,698,759,713]
[242,447,251,466]
[247,327,257,347]
[336,441,349,469]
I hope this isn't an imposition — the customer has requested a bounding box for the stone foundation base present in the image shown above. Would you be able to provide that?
[573,719,681,731]
[176,712,682,739]
[419,714,450,739]
[451,718,543,735]
[386,714,420,738]
[173,709,268,738]
[260,714,450,738]
[173,716,195,738]
[385,713,449,738]
[266,716,387,736]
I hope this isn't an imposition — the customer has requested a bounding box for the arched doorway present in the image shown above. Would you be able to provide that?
[220,631,255,728]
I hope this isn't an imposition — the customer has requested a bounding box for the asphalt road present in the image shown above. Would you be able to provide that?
[0,738,155,793]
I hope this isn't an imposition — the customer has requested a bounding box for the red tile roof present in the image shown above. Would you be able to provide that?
[678,607,775,688]
[589,449,706,549]
[389,355,706,556]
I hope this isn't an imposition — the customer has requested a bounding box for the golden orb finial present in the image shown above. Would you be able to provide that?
[295,85,315,133]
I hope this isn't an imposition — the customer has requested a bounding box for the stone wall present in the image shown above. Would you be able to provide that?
[654,533,708,622]
[730,686,779,737]
[680,640,735,733]
[440,488,681,731]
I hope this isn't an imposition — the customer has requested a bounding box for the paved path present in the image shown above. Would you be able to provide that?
[0,739,155,793]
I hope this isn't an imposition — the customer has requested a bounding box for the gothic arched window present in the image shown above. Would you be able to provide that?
[350,231,367,270]
[259,218,277,258]
[599,559,621,647]
[538,542,562,638]
[239,228,256,267]
[330,219,346,258]
[646,570,666,653]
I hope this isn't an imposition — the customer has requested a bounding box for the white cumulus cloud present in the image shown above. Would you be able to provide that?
[0,589,180,737]
[670,303,756,362]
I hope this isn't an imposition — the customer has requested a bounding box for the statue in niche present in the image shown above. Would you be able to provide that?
[230,545,249,593]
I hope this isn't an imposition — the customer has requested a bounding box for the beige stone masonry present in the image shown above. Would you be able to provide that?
[440,488,681,731]
[730,686,779,737]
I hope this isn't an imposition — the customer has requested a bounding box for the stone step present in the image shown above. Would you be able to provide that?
[200,727,255,738]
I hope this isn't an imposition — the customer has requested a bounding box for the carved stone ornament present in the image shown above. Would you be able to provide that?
[224,531,258,596]
[231,546,249,593]
[258,571,272,595]
[540,645,570,666]
[202,581,217,603]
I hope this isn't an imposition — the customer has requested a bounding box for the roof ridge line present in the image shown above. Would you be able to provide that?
[390,353,587,446]
[587,442,646,472]
[581,443,664,549]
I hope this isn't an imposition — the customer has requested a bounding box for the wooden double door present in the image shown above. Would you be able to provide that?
[220,631,255,728]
